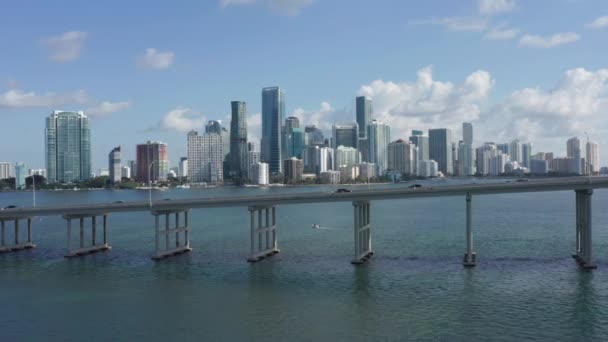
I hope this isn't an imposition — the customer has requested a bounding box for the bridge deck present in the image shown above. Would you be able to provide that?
[1,177,608,219]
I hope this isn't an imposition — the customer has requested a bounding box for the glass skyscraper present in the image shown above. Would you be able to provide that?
[45,111,91,183]
[230,101,248,178]
[367,120,391,175]
[356,96,372,139]
[261,87,285,174]
[429,128,453,175]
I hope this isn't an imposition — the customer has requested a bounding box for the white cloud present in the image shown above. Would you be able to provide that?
[484,24,520,40]
[157,107,206,132]
[86,101,132,117]
[220,0,315,15]
[0,89,89,108]
[138,48,175,69]
[519,32,580,48]
[415,16,488,32]
[357,66,494,140]
[291,101,335,132]
[246,112,262,148]
[587,15,608,29]
[42,31,88,62]
[478,0,516,15]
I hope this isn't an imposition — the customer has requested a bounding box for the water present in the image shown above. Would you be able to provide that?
[1,180,608,341]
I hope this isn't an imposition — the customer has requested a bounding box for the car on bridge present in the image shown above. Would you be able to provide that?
[334,188,352,193]
[408,184,423,189]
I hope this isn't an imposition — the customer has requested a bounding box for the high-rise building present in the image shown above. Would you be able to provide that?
[497,143,510,156]
[521,143,532,168]
[290,128,305,158]
[457,141,475,176]
[283,157,303,184]
[28,169,47,178]
[250,162,269,185]
[314,147,334,175]
[567,137,583,175]
[463,122,473,146]
[530,159,549,174]
[283,117,300,161]
[230,101,248,178]
[205,120,230,161]
[15,162,26,189]
[388,139,417,175]
[246,151,261,179]
[586,141,600,174]
[108,146,122,184]
[128,160,137,179]
[187,131,223,183]
[429,128,453,175]
[475,143,496,175]
[418,160,438,177]
[320,171,340,184]
[332,123,358,149]
[357,162,377,179]
[136,141,169,183]
[411,130,424,136]
[179,157,188,178]
[0,162,13,179]
[409,134,429,161]
[335,146,360,168]
[368,120,390,174]
[304,125,324,147]
[509,139,522,163]
[45,111,91,183]
[261,87,285,174]
[356,96,372,139]
[489,152,510,176]
[121,165,131,179]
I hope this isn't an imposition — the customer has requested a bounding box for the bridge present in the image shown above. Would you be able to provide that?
[1,177,606,268]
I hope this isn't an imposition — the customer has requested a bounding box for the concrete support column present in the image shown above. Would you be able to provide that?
[247,205,280,262]
[463,192,476,267]
[151,209,192,260]
[64,214,111,258]
[0,217,36,253]
[352,200,373,265]
[574,189,596,269]
[1,220,5,247]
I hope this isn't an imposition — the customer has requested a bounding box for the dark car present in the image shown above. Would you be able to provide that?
[113,200,125,204]
[335,188,352,193]
[408,184,423,189]
[4,205,17,209]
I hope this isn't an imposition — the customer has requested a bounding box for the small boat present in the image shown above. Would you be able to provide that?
[312,224,320,229]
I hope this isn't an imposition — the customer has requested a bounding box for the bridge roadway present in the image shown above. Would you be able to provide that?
[0,177,607,267]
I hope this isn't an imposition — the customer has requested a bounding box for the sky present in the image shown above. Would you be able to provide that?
[1,0,608,171]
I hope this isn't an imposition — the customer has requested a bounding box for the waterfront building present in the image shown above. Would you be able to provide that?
[475,143,496,175]
[356,96,372,139]
[409,134,429,161]
[497,143,510,156]
[335,145,360,169]
[429,128,453,175]
[586,141,600,174]
[530,159,549,174]
[230,101,248,178]
[205,120,230,161]
[187,131,223,184]
[121,166,131,179]
[261,87,285,174]
[521,143,532,168]
[108,145,122,184]
[332,123,358,149]
[15,162,26,189]
[290,128,305,158]
[320,171,341,184]
[45,110,91,183]
[250,162,269,185]
[28,169,47,178]
[246,151,261,179]
[417,160,438,177]
[179,157,188,178]
[489,152,510,176]
[339,165,359,182]
[457,141,475,176]
[315,147,334,175]
[357,162,377,179]
[509,139,522,164]
[368,120,390,175]
[304,125,324,147]
[283,157,303,184]
[387,139,417,176]
[463,122,473,146]
[567,137,583,175]
[128,160,137,179]
[136,141,169,183]
[0,162,13,179]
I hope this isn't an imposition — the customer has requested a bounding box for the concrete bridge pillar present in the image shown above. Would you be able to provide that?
[247,205,279,262]
[573,189,596,269]
[64,214,111,257]
[463,192,476,267]
[151,209,192,260]
[352,200,373,265]
[0,217,36,253]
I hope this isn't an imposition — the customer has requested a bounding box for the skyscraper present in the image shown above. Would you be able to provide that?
[521,143,532,168]
[368,120,391,174]
[409,134,429,161]
[128,160,137,179]
[457,141,475,176]
[356,96,372,139]
[45,111,91,183]
[567,137,583,175]
[0,162,13,179]
[179,157,188,178]
[187,131,223,183]
[136,141,169,183]
[15,162,26,189]
[290,128,305,158]
[206,120,230,161]
[283,157,303,184]
[429,128,453,175]
[388,139,417,175]
[462,122,473,146]
[230,101,248,178]
[332,123,358,149]
[335,146,360,168]
[261,87,285,174]
[586,141,600,173]
[509,139,522,163]
[108,146,122,183]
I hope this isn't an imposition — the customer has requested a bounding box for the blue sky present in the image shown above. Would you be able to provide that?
[1,0,608,171]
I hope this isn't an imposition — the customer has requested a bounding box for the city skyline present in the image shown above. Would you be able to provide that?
[2,1,608,169]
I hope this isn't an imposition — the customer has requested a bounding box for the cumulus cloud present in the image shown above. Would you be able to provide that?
[42,31,88,62]
[478,0,516,15]
[0,89,89,108]
[414,16,488,32]
[587,15,608,29]
[220,0,315,15]
[519,32,580,48]
[291,101,335,132]
[156,107,206,132]
[484,23,520,40]
[86,101,132,117]
[137,48,175,69]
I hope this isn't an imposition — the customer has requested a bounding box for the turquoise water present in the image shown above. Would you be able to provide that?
[1,180,608,341]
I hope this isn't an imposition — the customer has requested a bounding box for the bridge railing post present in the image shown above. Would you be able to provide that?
[463,192,476,267]
[352,200,373,265]
[247,205,280,262]
[63,213,111,258]
[0,217,36,253]
[151,209,192,260]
